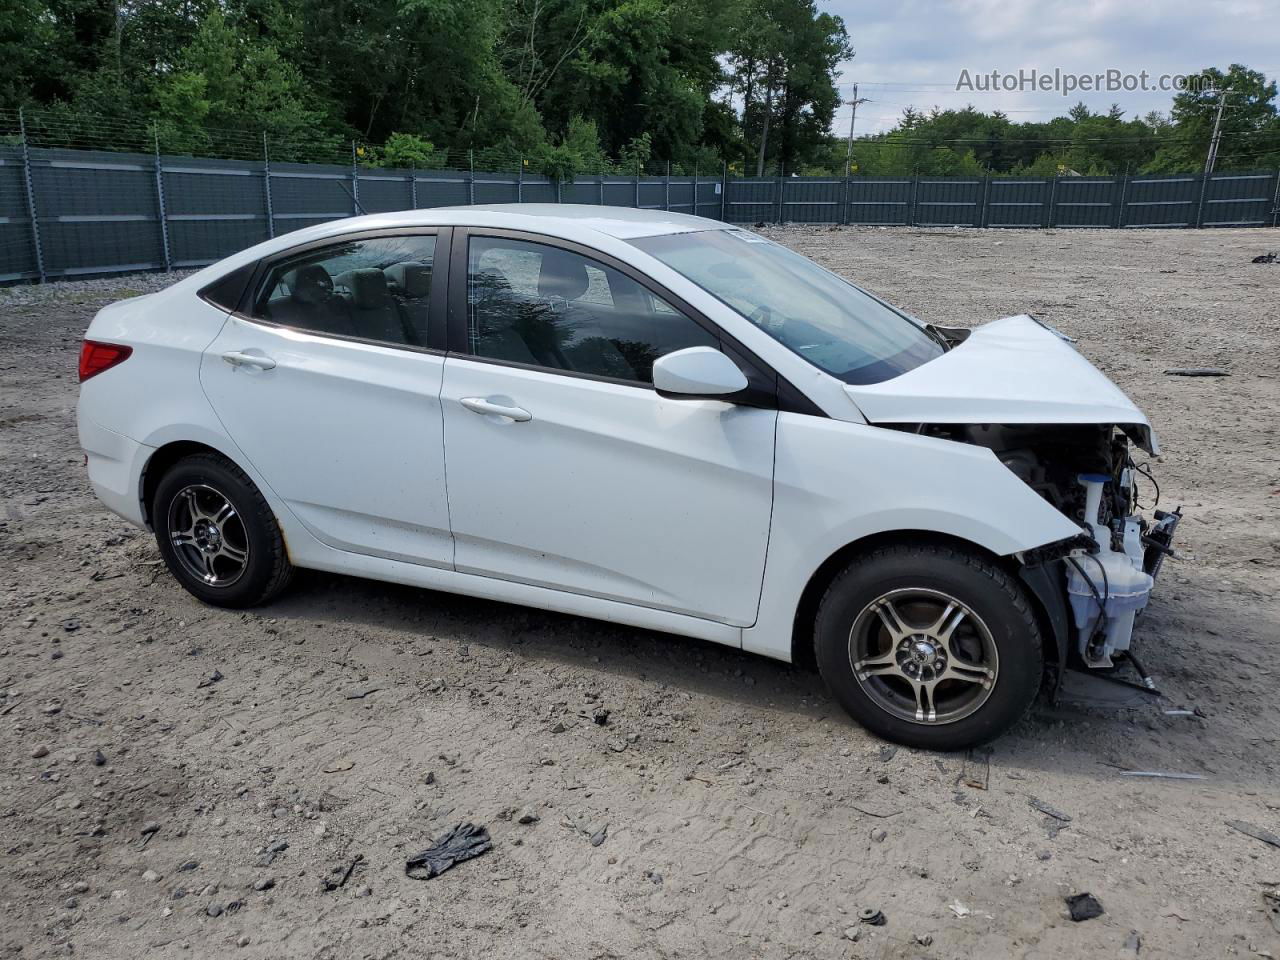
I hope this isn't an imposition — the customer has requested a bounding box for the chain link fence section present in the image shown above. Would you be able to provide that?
[1,107,1277,283]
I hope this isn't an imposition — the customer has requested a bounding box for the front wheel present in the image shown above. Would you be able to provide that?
[152,453,293,608]
[815,543,1044,750]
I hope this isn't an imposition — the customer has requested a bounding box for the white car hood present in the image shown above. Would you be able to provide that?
[846,315,1157,453]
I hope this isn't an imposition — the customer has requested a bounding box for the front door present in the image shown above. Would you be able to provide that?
[200,231,453,567]
[440,232,776,626]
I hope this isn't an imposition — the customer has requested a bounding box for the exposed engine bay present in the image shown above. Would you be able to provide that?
[912,422,1181,674]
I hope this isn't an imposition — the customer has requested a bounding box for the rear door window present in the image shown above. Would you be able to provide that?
[252,235,437,347]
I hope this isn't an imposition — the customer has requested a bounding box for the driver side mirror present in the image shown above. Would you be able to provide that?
[652,347,748,400]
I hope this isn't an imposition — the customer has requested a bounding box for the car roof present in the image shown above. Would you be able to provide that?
[289,204,731,242]
[177,204,732,293]
[452,204,729,239]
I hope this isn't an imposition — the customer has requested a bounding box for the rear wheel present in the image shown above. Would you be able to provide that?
[815,543,1043,750]
[152,453,293,608]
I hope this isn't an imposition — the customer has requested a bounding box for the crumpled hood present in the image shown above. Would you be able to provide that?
[846,315,1157,453]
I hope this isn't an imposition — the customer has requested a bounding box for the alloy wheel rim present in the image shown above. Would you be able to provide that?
[166,484,249,588]
[847,587,998,725]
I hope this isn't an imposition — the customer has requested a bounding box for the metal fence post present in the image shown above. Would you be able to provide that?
[262,132,275,238]
[776,173,784,224]
[17,108,46,283]
[978,176,989,228]
[909,175,919,227]
[350,141,360,215]
[152,125,172,271]
[1270,168,1280,227]
[468,149,475,205]
[721,162,728,221]
[1195,173,1209,228]
[842,169,851,226]
[599,162,605,205]
[517,158,523,202]
[692,161,698,216]
[664,161,670,211]
[1116,173,1128,228]
[409,165,417,209]
[634,161,640,207]
[1046,177,1057,228]
[556,176,562,203]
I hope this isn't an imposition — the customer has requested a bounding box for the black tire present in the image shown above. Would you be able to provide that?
[815,542,1043,750]
[152,452,293,608]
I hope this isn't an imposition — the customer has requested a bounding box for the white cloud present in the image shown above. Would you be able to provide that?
[825,0,1278,133]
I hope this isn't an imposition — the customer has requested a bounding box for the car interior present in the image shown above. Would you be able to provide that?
[259,258,432,346]
[468,245,715,383]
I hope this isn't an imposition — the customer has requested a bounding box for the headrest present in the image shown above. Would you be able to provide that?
[385,262,432,299]
[537,249,590,301]
[337,268,392,309]
[288,264,333,305]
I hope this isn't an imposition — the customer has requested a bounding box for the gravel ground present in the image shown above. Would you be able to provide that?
[2,226,1279,959]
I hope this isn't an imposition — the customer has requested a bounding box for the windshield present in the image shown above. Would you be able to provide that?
[631,229,944,384]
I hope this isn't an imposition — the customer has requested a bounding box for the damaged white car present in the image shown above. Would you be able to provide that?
[76,206,1177,749]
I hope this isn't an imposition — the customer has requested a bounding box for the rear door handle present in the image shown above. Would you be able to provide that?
[459,397,532,422]
[222,351,277,371]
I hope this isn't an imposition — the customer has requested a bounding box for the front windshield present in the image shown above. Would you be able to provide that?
[631,229,943,384]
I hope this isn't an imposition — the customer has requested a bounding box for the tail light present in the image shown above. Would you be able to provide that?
[79,340,133,382]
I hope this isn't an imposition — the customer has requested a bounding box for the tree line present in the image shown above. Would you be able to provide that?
[0,0,849,176]
[2,1,1277,178]
[835,65,1280,177]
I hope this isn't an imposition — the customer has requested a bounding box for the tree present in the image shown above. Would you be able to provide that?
[727,0,850,175]
[1146,64,1280,172]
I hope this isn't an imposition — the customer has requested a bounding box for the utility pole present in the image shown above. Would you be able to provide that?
[844,83,871,176]
[1204,87,1232,175]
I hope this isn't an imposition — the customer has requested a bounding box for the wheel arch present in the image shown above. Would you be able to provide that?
[788,529,1065,673]
[140,439,244,529]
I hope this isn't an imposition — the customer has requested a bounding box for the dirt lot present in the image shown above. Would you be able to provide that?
[2,226,1279,960]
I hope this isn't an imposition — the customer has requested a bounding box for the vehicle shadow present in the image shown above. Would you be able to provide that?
[261,568,1192,774]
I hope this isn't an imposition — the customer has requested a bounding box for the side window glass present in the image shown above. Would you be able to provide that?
[253,235,436,347]
[466,236,717,383]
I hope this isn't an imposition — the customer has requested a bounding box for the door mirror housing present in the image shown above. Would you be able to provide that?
[652,347,749,399]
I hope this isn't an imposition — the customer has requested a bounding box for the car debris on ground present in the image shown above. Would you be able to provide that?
[405,823,492,879]
[1065,892,1105,922]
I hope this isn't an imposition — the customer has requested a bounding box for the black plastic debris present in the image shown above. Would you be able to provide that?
[1252,252,1277,263]
[1066,892,1104,922]
[197,669,223,689]
[321,853,364,891]
[1028,797,1072,822]
[405,823,491,880]
[1163,367,1230,377]
[1226,819,1280,849]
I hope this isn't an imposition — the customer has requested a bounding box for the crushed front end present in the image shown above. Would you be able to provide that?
[918,422,1180,680]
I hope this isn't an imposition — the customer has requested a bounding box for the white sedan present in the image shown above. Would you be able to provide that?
[76,206,1176,749]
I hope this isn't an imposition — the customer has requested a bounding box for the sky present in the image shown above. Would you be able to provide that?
[824,0,1279,136]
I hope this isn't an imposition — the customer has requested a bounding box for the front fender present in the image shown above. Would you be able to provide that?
[743,414,1081,661]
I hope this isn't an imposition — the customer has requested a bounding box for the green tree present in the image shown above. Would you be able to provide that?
[728,0,850,175]
[1146,64,1280,172]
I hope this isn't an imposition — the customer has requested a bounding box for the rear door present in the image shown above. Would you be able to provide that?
[439,230,777,626]
[200,230,453,567]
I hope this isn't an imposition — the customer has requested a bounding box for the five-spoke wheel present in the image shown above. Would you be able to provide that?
[849,589,997,725]
[167,484,250,587]
[816,542,1043,750]
[153,452,293,608]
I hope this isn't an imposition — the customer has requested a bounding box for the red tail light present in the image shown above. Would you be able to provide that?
[79,340,133,382]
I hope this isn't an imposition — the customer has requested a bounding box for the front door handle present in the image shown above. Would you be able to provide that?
[222,350,277,371]
[459,397,532,422]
